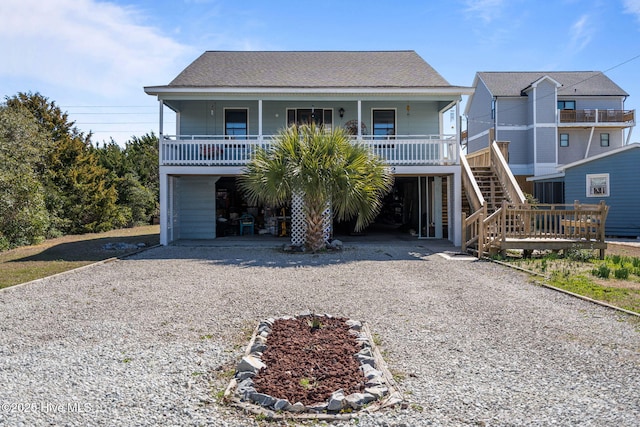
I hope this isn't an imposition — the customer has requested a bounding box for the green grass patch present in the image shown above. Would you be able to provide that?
[0,225,159,289]
[548,273,640,313]
[499,249,640,314]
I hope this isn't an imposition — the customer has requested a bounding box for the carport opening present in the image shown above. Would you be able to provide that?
[211,176,449,239]
[334,176,448,239]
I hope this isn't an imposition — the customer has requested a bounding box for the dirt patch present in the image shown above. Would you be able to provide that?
[592,277,640,290]
[252,316,365,406]
[607,242,640,259]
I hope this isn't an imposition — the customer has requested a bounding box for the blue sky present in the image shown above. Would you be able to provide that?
[1,0,639,145]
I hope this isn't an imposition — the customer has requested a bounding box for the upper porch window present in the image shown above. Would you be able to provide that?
[225,109,248,136]
[372,109,396,138]
[287,108,333,131]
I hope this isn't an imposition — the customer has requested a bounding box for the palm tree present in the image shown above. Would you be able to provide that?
[238,124,394,252]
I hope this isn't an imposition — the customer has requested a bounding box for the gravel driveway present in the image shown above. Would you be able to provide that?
[1,241,638,426]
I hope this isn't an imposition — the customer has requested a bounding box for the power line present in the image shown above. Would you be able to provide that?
[466,52,640,127]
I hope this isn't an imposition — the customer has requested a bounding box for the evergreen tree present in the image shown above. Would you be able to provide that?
[6,92,125,234]
[0,104,51,248]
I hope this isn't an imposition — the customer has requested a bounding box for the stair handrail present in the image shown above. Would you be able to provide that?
[461,147,486,212]
[465,146,491,167]
[490,141,526,205]
[461,205,487,256]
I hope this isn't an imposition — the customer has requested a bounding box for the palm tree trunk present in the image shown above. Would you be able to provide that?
[305,200,327,252]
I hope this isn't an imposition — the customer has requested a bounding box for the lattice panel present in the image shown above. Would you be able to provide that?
[290,194,332,247]
[322,202,332,243]
[291,192,305,246]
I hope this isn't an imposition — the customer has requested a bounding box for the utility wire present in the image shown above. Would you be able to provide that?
[467,52,640,127]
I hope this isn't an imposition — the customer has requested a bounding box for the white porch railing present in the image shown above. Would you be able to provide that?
[160,134,458,167]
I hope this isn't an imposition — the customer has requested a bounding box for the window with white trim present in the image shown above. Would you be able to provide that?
[557,100,576,110]
[559,134,569,147]
[286,108,333,131]
[586,173,609,197]
[372,109,396,138]
[225,109,248,136]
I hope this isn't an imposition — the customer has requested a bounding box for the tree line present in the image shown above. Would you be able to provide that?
[0,92,159,250]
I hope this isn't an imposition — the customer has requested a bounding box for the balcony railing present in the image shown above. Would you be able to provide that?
[558,109,635,126]
[160,134,459,167]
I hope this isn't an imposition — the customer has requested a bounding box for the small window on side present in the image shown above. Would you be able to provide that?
[586,173,609,197]
[559,134,569,147]
[600,133,610,147]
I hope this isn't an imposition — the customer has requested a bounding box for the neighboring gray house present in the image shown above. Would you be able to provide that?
[558,143,640,237]
[145,51,472,246]
[464,71,635,202]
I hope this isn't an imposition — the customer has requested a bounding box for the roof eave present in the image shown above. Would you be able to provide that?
[144,86,474,97]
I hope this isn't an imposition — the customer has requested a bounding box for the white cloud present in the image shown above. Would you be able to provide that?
[463,0,505,23]
[623,0,640,22]
[0,0,194,98]
[567,14,593,53]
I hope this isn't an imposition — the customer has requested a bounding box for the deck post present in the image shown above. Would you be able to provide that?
[598,200,607,259]
[461,212,467,252]
[478,211,485,258]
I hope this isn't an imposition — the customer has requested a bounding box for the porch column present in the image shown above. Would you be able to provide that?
[258,99,263,140]
[357,100,362,139]
[158,100,164,137]
[455,100,460,163]
[159,171,168,245]
[158,100,164,163]
[452,171,462,246]
[434,177,443,239]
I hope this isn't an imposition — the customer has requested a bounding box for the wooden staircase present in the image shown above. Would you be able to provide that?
[461,141,608,259]
[470,166,509,214]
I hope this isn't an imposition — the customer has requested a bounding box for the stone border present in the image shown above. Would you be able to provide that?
[223,314,403,421]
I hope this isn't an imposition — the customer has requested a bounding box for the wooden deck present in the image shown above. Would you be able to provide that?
[462,201,609,259]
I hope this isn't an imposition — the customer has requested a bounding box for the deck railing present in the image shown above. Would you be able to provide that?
[558,109,635,125]
[462,201,609,258]
[160,134,459,166]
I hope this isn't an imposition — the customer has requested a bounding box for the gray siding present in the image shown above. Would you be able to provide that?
[536,127,557,163]
[496,98,527,127]
[177,176,217,239]
[587,129,626,156]
[573,97,626,110]
[498,130,528,165]
[558,129,590,165]
[534,80,556,123]
[564,146,640,237]
[466,80,494,153]
[558,129,627,165]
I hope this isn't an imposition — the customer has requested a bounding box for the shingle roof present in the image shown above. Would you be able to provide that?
[167,51,452,88]
[477,71,628,97]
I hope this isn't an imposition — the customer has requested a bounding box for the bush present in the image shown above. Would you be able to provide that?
[591,264,611,279]
[614,268,630,280]
[566,247,595,262]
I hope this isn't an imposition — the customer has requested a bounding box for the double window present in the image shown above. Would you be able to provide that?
[557,100,576,110]
[287,109,333,131]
